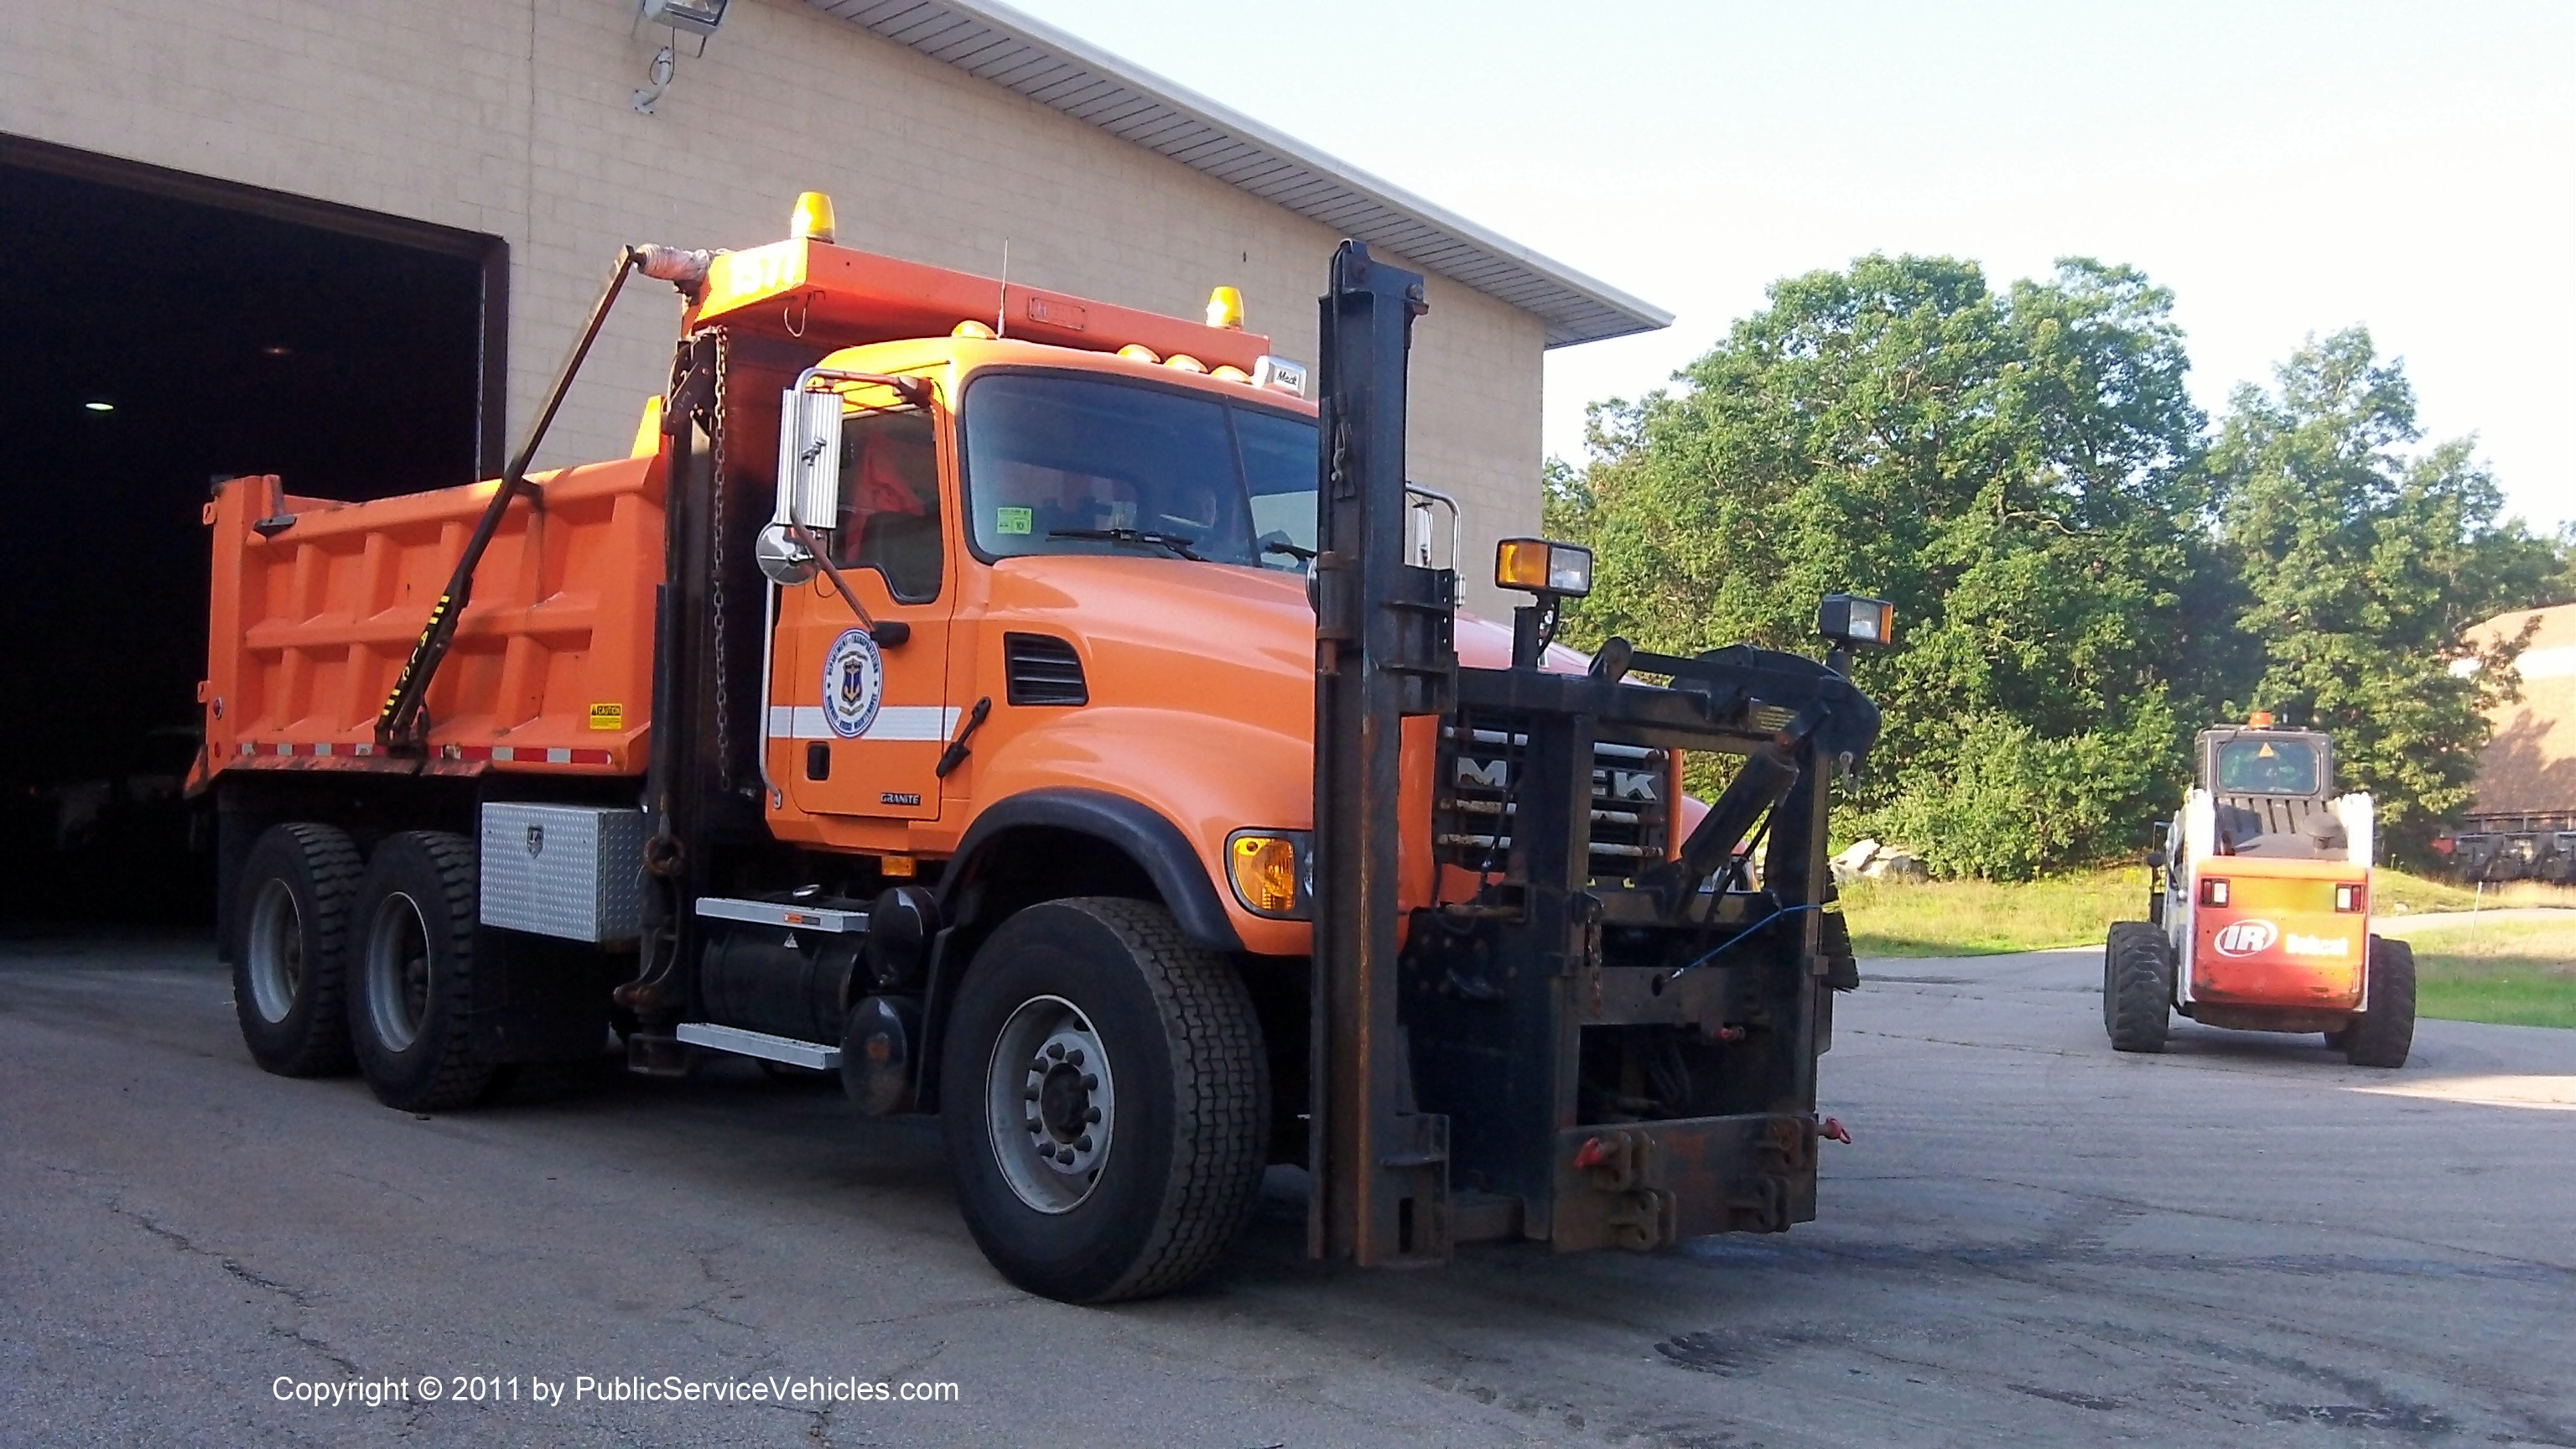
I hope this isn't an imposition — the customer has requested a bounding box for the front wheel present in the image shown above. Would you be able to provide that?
[2345,936,2416,1069]
[940,897,1269,1304]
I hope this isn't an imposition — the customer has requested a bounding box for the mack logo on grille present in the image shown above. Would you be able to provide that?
[2211,919,2278,956]
[1452,757,1662,803]
[1604,768,1659,802]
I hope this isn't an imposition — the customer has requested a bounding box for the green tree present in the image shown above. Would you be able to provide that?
[2211,328,2556,864]
[1556,255,2215,877]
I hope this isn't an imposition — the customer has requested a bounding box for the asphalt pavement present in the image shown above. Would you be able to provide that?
[3,928,2571,1448]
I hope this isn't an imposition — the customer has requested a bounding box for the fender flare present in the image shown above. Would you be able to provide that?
[937,787,1244,953]
[913,789,1244,1113]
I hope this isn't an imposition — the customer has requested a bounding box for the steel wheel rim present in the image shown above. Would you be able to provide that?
[363,891,432,1052]
[985,994,1115,1214]
[245,878,302,1023]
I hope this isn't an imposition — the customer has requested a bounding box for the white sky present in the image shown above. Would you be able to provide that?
[1003,0,2575,531]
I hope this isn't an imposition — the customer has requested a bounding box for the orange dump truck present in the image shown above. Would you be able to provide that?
[196,196,1886,1301]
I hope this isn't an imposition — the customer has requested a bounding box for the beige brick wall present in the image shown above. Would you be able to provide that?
[0,0,1543,615]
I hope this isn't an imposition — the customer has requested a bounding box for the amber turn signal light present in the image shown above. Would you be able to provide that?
[1495,538,1592,598]
[1226,830,1308,919]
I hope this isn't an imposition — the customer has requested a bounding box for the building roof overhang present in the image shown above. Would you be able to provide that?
[803,0,1672,347]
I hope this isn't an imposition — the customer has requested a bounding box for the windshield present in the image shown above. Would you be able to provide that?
[2216,738,2320,795]
[962,371,1317,571]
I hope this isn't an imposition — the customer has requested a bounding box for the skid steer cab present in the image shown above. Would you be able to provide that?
[2102,717,2414,1067]
[196,195,1885,1306]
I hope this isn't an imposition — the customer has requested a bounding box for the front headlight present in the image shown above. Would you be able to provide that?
[1226,829,1311,919]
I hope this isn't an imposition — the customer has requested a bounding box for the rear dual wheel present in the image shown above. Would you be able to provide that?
[231,823,365,1077]
[941,897,1269,1304]
[347,830,503,1111]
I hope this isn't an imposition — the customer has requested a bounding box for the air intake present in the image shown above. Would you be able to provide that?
[1004,633,1088,707]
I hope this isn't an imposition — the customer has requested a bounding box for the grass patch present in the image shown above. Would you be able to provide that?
[1838,863,2576,963]
[1841,869,2143,958]
[2398,917,2576,1029]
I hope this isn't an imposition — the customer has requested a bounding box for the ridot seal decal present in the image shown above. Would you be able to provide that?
[823,628,884,740]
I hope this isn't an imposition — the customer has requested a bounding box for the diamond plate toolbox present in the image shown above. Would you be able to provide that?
[478,803,646,943]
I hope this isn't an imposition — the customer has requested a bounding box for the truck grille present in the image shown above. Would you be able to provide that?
[1434,717,1671,883]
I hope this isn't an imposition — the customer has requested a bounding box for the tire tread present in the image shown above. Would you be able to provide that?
[351,830,497,1112]
[234,822,363,1077]
[2104,920,2173,1053]
[1073,897,1269,1302]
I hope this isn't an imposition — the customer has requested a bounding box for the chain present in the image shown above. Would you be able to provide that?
[707,329,736,793]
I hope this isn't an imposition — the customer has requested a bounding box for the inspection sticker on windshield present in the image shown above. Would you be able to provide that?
[995,506,1032,536]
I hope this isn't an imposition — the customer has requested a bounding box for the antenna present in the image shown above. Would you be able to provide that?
[996,239,1010,338]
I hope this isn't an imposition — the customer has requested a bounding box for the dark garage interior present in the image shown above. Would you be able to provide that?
[0,145,501,924]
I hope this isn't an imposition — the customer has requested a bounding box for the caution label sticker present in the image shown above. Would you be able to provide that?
[588,703,625,731]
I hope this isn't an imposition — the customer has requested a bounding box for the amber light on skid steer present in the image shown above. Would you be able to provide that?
[1225,831,1310,918]
[1496,538,1592,598]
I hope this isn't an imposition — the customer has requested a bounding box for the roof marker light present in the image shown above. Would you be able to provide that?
[1116,344,1161,363]
[1211,365,1249,382]
[1250,355,1307,397]
[1166,353,1206,373]
[83,400,114,413]
[952,319,996,340]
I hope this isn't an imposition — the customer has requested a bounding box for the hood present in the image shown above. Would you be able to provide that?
[984,555,1588,719]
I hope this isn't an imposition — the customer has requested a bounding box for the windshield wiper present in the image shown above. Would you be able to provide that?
[1048,527,1206,561]
[1259,537,1317,564]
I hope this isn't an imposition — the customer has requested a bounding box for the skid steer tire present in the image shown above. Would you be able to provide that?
[940,897,1269,1305]
[2103,921,2174,1054]
[231,823,364,1078]
[347,831,501,1112]
[2344,936,2416,1070]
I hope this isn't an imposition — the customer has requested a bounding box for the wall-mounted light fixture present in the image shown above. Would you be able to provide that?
[633,0,730,114]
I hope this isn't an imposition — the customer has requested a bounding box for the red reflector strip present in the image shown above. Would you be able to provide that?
[236,741,613,766]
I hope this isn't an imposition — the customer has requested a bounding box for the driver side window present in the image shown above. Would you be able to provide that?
[834,410,943,603]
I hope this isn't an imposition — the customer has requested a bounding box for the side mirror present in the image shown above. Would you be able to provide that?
[754,522,817,586]
[774,387,843,531]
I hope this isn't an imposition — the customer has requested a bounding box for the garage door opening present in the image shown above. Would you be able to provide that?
[0,143,504,925]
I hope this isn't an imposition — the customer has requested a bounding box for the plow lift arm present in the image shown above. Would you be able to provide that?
[1307,238,1884,1264]
[1308,242,1455,1266]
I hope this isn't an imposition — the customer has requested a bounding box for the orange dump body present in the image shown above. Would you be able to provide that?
[2186,858,2371,1010]
[195,457,664,782]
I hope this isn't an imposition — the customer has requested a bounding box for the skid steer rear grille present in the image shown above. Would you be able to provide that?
[1434,716,1671,884]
